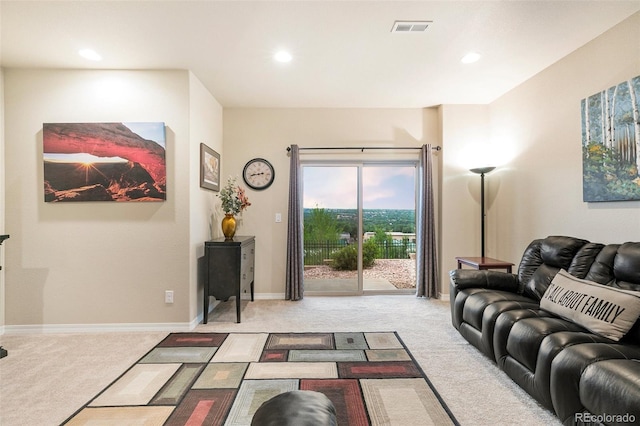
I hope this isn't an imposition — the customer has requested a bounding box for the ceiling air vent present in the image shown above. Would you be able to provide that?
[391,20,432,33]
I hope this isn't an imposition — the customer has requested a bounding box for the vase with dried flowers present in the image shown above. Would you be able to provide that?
[218,176,251,240]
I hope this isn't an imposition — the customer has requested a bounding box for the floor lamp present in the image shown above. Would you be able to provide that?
[470,167,495,258]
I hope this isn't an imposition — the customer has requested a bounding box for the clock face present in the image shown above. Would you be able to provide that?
[243,158,275,190]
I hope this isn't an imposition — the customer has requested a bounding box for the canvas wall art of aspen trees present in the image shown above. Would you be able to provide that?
[582,75,640,202]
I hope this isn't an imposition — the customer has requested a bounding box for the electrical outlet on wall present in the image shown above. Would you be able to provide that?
[165,290,174,304]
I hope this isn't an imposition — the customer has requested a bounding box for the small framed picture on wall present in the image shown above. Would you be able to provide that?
[200,143,220,192]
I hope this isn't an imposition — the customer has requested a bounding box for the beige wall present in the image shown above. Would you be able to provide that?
[0,69,5,332]
[488,11,640,264]
[440,104,492,291]
[188,72,224,322]
[223,108,439,297]
[3,69,221,329]
[1,12,638,330]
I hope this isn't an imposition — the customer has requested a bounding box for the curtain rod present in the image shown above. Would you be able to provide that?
[286,145,441,152]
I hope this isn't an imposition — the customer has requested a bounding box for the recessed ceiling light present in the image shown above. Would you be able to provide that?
[274,50,292,63]
[78,48,102,61]
[461,52,481,64]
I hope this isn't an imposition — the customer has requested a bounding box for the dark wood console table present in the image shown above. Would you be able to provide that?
[204,236,255,324]
[456,256,514,273]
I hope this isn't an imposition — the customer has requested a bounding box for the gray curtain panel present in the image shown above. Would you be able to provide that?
[416,144,439,298]
[285,144,304,300]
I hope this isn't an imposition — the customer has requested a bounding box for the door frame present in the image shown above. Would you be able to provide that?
[301,160,418,296]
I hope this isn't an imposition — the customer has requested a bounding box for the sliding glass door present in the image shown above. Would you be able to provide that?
[362,166,417,292]
[302,162,417,295]
[302,165,360,293]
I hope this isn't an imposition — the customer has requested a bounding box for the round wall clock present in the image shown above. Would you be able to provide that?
[243,158,275,190]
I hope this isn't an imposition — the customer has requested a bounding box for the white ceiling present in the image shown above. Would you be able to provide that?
[1,1,639,108]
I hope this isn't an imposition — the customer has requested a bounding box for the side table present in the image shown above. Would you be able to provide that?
[204,236,255,323]
[456,256,514,273]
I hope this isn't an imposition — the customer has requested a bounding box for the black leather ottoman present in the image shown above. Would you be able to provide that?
[251,390,337,426]
[577,359,640,425]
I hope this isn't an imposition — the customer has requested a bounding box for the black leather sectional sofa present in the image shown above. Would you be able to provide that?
[449,236,640,425]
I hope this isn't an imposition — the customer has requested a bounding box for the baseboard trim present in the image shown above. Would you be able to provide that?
[254,293,286,300]
[0,294,353,334]
[4,321,195,335]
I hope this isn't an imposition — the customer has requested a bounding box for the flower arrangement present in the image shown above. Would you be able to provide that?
[218,176,251,215]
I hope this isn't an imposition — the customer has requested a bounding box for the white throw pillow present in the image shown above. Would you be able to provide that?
[540,269,640,341]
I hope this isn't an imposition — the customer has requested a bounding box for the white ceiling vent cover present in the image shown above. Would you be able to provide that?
[391,21,432,33]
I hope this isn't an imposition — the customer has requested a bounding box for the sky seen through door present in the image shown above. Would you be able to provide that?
[304,166,415,210]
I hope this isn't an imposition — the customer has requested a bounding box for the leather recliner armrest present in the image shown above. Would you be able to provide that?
[550,343,640,423]
[449,269,520,293]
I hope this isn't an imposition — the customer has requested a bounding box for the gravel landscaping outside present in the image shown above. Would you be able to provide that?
[304,258,416,289]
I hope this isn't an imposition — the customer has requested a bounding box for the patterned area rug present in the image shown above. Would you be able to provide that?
[63,332,458,425]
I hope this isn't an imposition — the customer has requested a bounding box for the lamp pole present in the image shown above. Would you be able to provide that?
[470,167,495,258]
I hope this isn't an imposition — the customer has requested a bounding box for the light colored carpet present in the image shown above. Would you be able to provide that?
[361,378,453,426]
[244,361,338,379]
[210,333,268,362]
[89,363,182,407]
[0,296,561,425]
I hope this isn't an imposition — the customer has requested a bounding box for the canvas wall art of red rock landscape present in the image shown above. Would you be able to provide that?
[43,122,166,202]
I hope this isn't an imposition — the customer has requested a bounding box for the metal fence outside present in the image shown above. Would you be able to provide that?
[304,240,416,265]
